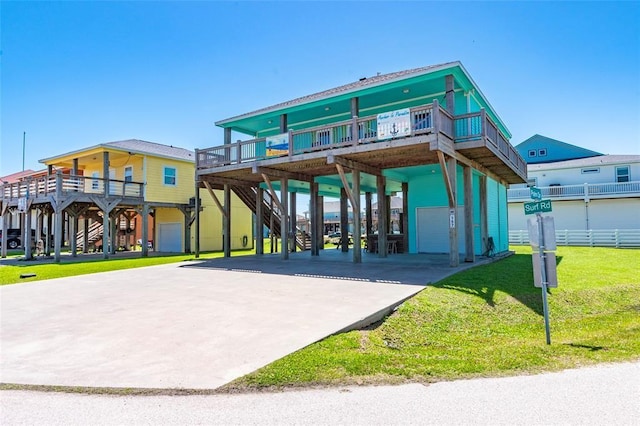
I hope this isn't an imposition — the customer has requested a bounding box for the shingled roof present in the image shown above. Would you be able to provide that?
[216,61,459,126]
[528,155,640,171]
[40,139,195,165]
[104,139,194,162]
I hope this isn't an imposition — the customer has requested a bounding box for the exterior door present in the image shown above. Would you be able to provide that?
[157,223,181,252]
[416,207,465,254]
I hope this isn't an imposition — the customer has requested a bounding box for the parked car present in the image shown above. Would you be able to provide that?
[327,232,353,245]
[0,228,39,250]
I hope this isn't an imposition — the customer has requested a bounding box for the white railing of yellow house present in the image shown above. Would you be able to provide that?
[1,173,144,202]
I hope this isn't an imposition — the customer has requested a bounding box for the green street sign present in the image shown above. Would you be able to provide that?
[524,199,552,215]
[530,186,542,200]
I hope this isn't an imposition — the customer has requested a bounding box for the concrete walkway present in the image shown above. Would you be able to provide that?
[0,251,490,390]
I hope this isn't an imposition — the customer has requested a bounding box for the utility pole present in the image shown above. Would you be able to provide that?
[22,132,26,171]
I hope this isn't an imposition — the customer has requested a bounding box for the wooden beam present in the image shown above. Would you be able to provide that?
[223,184,231,258]
[352,169,361,263]
[335,163,357,209]
[256,187,264,255]
[437,151,456,208]
[310,182,318,256]
[463,165,475,263]
[202,180,227,218]
[326,154,382,177]
[253,165,313,183]
[201,175,255,187]
[402,182,408,253]
[281,178,289,259]
[376,175,387,258]
[261,173,285,214]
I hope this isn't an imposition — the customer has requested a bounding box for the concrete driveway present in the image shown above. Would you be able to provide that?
[0,251,489,390]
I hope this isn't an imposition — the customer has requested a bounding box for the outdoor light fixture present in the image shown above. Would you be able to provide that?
[324,107,330,111]
[403,89,410,94]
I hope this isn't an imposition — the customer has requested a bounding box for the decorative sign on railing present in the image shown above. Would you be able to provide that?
[377,108,411,140]
[266,133,289,157]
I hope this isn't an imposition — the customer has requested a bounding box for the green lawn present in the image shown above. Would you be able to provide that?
[0,249,257,285]
[0,238,326,285]
[225,246,640,390]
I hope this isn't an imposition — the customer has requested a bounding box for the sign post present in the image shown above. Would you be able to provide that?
[525,189,556,345]
[537,213,552,345]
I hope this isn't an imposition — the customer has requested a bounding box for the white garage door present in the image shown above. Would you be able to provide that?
[416,207,465,254]
[157,223,182,252]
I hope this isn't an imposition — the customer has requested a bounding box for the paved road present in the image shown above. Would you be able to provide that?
[2,362,638,425]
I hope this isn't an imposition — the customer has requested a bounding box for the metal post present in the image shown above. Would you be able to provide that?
[22,131,26,171]
[537,213,551,345]
[194,181,200,258]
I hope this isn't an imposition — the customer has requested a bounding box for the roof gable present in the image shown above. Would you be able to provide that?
[40,139,195,165]
[515,134,603,164]
[215,61,511,140]
[104,140,194,162]
[0,169,36,183]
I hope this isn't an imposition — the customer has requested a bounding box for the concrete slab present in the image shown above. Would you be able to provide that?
[0,251,493,389]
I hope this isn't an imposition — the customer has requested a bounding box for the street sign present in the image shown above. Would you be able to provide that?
[524,199,552,215]
[527,215,557,251]
[17,197,27,213]
[532,252,558,288]
[530,186,542,200]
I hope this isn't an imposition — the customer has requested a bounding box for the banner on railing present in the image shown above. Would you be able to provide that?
[266,133,289,157]
[377,108,411,140]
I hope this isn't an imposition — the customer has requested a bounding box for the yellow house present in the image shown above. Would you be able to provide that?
[0,139,252,261]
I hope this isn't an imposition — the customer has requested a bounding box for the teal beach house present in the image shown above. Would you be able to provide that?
[195,61,527,266]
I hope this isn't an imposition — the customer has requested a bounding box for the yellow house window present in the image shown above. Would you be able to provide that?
[164,167,176,186]
[124,166,133,183]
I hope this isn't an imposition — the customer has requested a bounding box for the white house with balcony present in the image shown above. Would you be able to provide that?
[507,135,640,246]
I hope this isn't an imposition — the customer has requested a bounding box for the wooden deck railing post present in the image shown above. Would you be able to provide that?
[352,115,359,147]
[432,99,440,135]
[480,108,487,140]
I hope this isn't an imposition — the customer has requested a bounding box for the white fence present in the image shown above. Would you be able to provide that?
[509,229,640,248]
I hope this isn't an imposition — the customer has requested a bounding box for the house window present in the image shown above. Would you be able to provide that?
[124,166,133,183]
[528,150,537,158]
[164,167,176,186]
[314,129,331,147]
[616,166,630,183]
[91,172,99,190]
[581,167,600,174]
[538,148,547,157]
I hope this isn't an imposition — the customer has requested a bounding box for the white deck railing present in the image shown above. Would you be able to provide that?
[1,173,144,201]
[507,181,640,201]
[509,229,640,248]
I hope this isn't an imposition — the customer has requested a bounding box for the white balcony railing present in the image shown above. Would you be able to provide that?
[1,173,145,201]
[507,181,640,201]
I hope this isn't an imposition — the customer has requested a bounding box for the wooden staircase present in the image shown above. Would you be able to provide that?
[76,220,103,251]
[76,216,130,251]
[232,186,310,251]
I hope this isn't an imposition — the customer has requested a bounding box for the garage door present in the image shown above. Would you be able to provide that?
[416,207,465,253]
[157,223,182,252]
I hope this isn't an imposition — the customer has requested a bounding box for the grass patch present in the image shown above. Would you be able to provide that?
[0,249,256,286]
[225,246,640,390]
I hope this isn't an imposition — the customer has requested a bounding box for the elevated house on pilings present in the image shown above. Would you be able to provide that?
[195,61,527,266]
[1,139,253,261]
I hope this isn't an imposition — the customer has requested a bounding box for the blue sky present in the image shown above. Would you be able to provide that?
[1,1,639,176]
